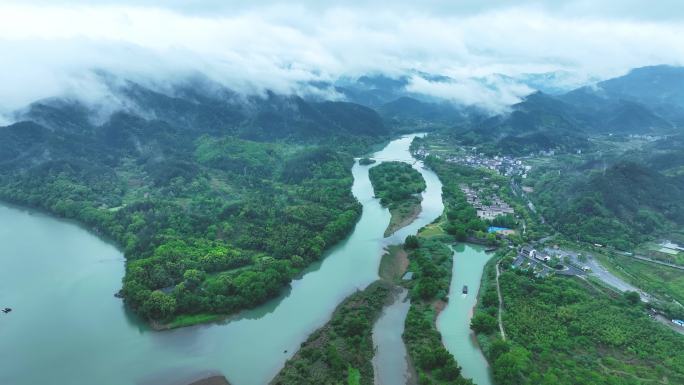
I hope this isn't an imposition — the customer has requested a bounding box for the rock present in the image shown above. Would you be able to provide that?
[187,375,231,385]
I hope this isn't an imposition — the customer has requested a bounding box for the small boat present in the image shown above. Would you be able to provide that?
[2,307,11,314]
[462,285,468,294]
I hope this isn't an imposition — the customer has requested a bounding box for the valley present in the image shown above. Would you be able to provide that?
[6,1,684,385]
[2,134,494,385]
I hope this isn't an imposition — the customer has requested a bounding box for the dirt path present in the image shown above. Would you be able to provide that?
[495,260,506,341]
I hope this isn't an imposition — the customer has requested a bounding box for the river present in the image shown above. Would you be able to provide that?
[0,134,453,385]
[437,244,494,385]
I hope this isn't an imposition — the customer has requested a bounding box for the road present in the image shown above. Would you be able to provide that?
[584,256,652,301]
[546,248,652,302]
[630,254,684,271]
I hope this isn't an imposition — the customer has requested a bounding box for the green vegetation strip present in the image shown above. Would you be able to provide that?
[270,281,393,385]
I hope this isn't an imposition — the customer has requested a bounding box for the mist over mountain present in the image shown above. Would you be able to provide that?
[448,65,684,155]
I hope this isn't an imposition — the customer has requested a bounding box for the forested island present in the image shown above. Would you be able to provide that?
[369,161,426,236]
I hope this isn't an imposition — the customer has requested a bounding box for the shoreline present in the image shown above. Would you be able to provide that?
[385,201,422,237]
[378,245,410,282]
[187,376,231,385]
[374,248,419,385]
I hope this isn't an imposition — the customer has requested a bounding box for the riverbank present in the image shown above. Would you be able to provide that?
[188,376,231,385]
[437,244,495,385]
[270,281,393,385]
[401,235,472,385]
[385,201,422,237]
[378,245,410,281]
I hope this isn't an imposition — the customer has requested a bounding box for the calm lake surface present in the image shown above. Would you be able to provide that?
[0,134,456,385]
[437,244,494,385]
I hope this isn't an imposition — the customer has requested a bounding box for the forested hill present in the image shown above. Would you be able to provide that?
[0,79,388,326]
[453,65,684,155]
[533,159,684,249]
[17,79,387,141]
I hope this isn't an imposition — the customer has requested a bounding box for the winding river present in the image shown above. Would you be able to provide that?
[0,134,451,385]
[0,134,494,385]
[437,244,494,385]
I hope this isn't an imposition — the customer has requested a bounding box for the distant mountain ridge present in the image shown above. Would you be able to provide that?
[453,65,684,154]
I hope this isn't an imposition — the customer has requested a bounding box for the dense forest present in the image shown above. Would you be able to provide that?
[368,161,426,236]
[532,152,684,249]
[475,257,684,385]
[271,281,392,385]
[0,79,389,324]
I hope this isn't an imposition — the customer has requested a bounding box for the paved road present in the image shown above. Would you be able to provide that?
[546,248,652,302]
[589,258,655,301]
[655,315,684,336]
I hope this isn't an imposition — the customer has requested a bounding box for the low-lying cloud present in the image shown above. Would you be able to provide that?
[1,1,683,121]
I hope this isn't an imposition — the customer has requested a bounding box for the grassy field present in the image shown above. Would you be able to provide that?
[635,241,684,265]
[418,219,447,238]
[164,313,223,329]
[598,253,684,303]
[378,245,409,282]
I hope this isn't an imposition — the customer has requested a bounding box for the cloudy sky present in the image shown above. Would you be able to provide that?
[1,0,683,118]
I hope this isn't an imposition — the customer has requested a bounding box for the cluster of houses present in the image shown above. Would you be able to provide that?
[411,144,530,178]
[461,185,515,220]
[444,151,530,178]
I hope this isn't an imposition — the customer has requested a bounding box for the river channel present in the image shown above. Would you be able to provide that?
[0,134,489,385]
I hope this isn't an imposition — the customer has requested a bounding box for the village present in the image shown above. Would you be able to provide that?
[460,184,515,221]
[412,146,531,178]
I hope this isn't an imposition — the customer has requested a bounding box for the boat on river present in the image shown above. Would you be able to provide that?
[462,285,468,294]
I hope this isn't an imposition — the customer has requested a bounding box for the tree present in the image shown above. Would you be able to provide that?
[488,339,511,361]
[417,280,438,300]
[183,269,205,290]
[493,347,530,385]
[142,290,177,320]
[405,235,420,249]
[471,312,498,333]
[624,290,641,305]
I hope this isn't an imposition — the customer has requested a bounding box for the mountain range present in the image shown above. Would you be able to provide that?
[3,65,684,163]
[452,65,684,155]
